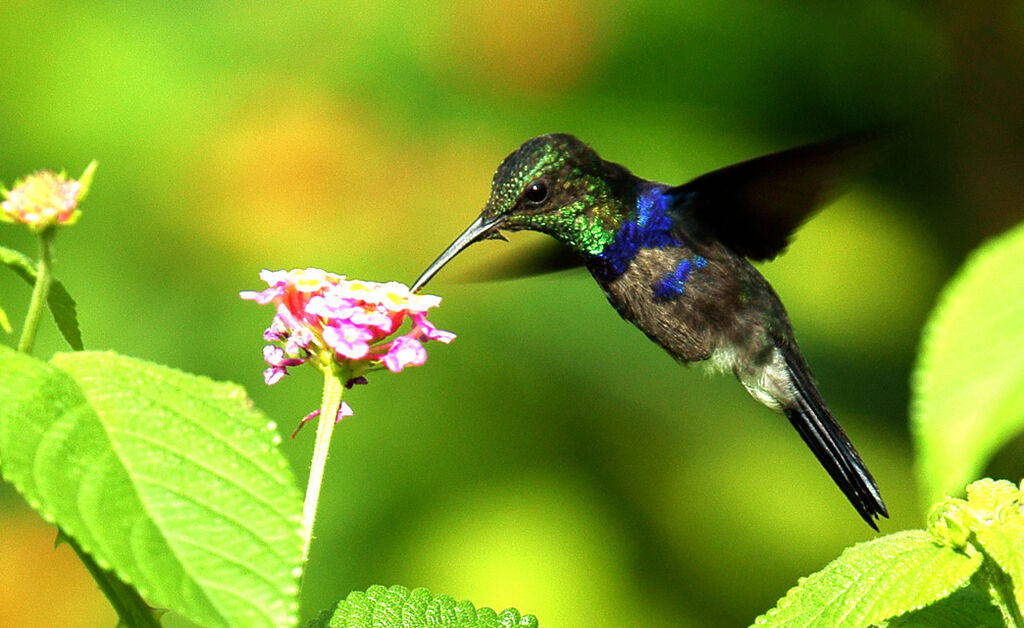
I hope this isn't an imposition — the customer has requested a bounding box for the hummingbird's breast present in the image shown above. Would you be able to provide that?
[582,182,787,366]
[591,243,743,364]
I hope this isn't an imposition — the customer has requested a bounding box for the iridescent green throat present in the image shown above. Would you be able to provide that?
[519,175,626,256]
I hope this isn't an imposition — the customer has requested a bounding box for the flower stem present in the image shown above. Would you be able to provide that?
[18,227,55,354]
[300,367,345,565]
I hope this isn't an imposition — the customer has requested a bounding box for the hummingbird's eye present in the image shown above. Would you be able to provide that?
[523,179,549,205]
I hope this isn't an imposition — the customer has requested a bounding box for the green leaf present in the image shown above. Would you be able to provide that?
[305,585,540,628]
[752,531,982,628]
[0,347,303,628]
[912,221,1024,505]
[976,518,1024,615]
[882,576,1003,627]
[965,480,1024,617]
[0,244,83,349]
[62,533,164,628]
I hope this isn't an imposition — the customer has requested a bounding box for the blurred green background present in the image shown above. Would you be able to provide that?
[2,1,1023,626]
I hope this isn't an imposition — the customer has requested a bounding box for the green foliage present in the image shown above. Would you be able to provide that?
[962,480,1024,621]
[912,221,1024,504]
[883,580,1003,627]
[306,585,539,628]
[754,479,1024,627]
[0,1,1000,624]
[0,244,82,349]
[752,530,981,627]
[757,222,1024,626]
[976,515,1024,614]
[0,347,303,628]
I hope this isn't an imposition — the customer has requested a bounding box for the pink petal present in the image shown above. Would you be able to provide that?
[240,285,284,305]
[284,328,313,355]
[263,344,304,368]
[413,313,456,343]
[322,320,373,359]
[382,336,427,373]
[263,366,288,386]
[306,293,355,319]
[337,402,354,421]
[263,344,285,364]
[348,307,395,332]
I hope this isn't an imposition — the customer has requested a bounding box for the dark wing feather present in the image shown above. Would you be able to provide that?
[668,133,882,261]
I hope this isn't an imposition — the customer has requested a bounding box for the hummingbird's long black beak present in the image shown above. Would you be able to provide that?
[411,213,505,292]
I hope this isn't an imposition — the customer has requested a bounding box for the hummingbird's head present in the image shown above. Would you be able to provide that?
[481,133,604,227]
[411,134,634,292]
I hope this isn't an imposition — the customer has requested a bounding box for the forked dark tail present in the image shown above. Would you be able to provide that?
[780,347,888,529]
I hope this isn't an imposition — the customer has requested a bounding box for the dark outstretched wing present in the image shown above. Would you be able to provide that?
[668,133,882,261]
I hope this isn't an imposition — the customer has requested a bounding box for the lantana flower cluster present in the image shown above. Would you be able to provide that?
[1,162,96,232]
[241,268,454,418]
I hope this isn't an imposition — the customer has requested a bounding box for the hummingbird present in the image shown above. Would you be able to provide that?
[411,133,888,529]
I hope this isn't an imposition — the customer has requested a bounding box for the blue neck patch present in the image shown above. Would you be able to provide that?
[652,255,707,301]
[595,186,679,278]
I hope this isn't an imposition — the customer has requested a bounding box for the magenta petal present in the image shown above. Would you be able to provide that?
[304,294,330,317]
[240,285,284,305]
[413,313,456,343]
[349,308,392,331]
[263,325,286,342]
[263,344,304,367]
[284,328,313,355]
[322,321,373,359]
[264,366,287,385]
[423,325,455,343]
[306,293,357,320]
[336,402,354,422]
[263,345,285,365]
[382,336,427,372]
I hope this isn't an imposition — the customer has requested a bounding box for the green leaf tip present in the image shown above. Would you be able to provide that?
[77,160,98,201]
[912,220,1024,505]
[305,585,540,628]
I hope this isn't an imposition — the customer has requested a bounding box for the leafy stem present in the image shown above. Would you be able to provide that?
[17,227,55,354]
